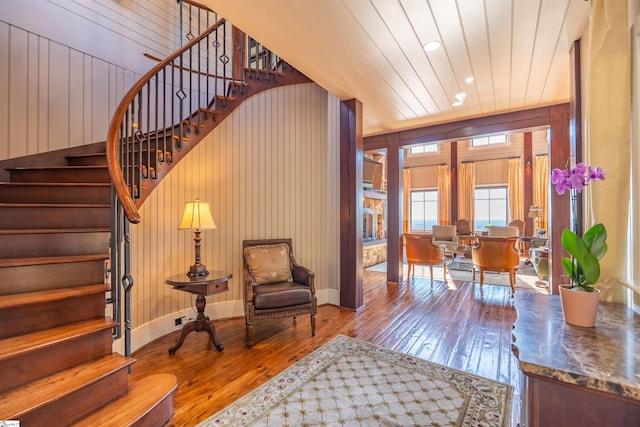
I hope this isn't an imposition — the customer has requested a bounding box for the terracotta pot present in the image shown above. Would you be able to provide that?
[559,285,600,327]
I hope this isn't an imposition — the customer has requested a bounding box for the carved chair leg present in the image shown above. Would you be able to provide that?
[246,324,254,347]
[510,270,516,294]
[311,313,316,336]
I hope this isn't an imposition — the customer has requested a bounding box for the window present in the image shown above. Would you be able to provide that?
[470,133,508,147]
[410,190,438,231]
[474,187,508,230]
[409,144,439,155]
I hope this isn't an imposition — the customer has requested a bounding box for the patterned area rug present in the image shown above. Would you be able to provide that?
[198,335,513,426]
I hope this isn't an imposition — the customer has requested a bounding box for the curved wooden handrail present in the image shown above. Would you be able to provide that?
[180,0,214,13]
[106,18,225,224]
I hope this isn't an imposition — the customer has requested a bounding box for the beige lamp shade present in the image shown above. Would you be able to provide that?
[179,198,217,230]
[528,205,543,218]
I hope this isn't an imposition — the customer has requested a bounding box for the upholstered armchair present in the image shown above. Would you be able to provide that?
[486,225,520,237]
[242,239,317,347]
[471,236,520,293]
[508,220,526,254]
[404,234,447,282]
[508,220,525,235]
[431,225,458,251]
[455,219,473,236]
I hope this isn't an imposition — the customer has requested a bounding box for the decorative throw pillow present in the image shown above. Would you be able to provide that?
[244,243,293,284]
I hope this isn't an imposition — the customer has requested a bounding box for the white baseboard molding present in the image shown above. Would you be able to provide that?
[113,288,340,354]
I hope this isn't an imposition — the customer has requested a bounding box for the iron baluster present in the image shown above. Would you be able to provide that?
[121,217,134,359]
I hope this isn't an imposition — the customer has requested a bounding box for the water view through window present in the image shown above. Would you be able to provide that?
[410,190,438,231]
[474,186,508,230]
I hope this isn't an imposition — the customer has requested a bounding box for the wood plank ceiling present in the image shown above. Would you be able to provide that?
[206,0,591,137]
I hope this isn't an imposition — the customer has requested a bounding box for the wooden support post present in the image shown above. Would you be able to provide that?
[339,99,364,310]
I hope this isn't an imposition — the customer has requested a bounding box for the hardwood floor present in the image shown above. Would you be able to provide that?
[130,269,526,426]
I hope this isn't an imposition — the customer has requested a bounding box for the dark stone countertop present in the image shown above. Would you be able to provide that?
[513,292,640,401]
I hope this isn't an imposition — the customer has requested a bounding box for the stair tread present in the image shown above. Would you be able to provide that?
[6,166,107,171]
[0,203,109,208]
[72,373,178,427]
[0,254,109,267]
[0,227,110,235]
[0,283,108,310]
[0,182,110,187]
[0,318,118,360]
[0,353,134,418]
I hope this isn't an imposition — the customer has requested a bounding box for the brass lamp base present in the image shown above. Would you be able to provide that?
[187,264,209,277]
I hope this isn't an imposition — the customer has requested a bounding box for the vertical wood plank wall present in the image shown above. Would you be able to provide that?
[0,0,186,160]
[405,130,548,189]
[129,83,341,350]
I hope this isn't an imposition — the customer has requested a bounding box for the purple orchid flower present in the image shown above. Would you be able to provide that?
[552,162,605,195]
[587,166,606,181]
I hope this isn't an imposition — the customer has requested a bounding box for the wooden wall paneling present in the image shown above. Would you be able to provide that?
[37,37,50,157]
[8,26,28,158]
[339,98,363,310]
[0,22,8,159]
[409,165,438,188]
[69,49,84,148]
[83,55,93,145]
[475,159,508,185]
[27,33,40,155]
[128,84,339,346]
[48,41,70,151]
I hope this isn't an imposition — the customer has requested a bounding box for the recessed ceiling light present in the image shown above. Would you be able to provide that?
[465,76,474,84]
[423,40,441,52]
[452,101,463,107]
[454,92,467,102]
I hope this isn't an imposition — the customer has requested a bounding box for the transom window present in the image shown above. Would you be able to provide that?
[409,144,439,155]
[471,133,508,147]
[474,187,508,230]
[410,190,438,231]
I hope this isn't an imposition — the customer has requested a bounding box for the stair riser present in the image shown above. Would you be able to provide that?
[0,328,114,394]
[0,293,106,339]
[66,156,107,166]
[17,366,129,426]
[8,168,110,183]
[132,394,175,427]
[0,232,110,258]
[0,260,106,295]
[0,206,109,229]
[0,185,110,204]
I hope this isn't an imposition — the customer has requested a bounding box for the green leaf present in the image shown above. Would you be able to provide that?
[561,226,605,286]
[583,223,608,260]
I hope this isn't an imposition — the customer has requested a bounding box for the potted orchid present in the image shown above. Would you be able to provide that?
[551,161,606,326]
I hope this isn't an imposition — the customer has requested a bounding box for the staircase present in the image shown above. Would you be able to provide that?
[0,146,177,426]
[0,3,310,423]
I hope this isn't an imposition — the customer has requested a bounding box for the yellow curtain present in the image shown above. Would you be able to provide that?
[533,155,548,231]
[458,162,475,227]
[507,158,523,221]
[583,0,630,302]
[437,164,450,225]
[403,168,411,233]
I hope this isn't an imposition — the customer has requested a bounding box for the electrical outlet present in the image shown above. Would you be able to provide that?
[174,317,182,326]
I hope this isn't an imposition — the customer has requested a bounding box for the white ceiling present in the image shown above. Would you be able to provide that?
[206,0,591,137]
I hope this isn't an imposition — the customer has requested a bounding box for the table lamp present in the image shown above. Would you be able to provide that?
[179,198,217,277]
[527,205,543,237]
